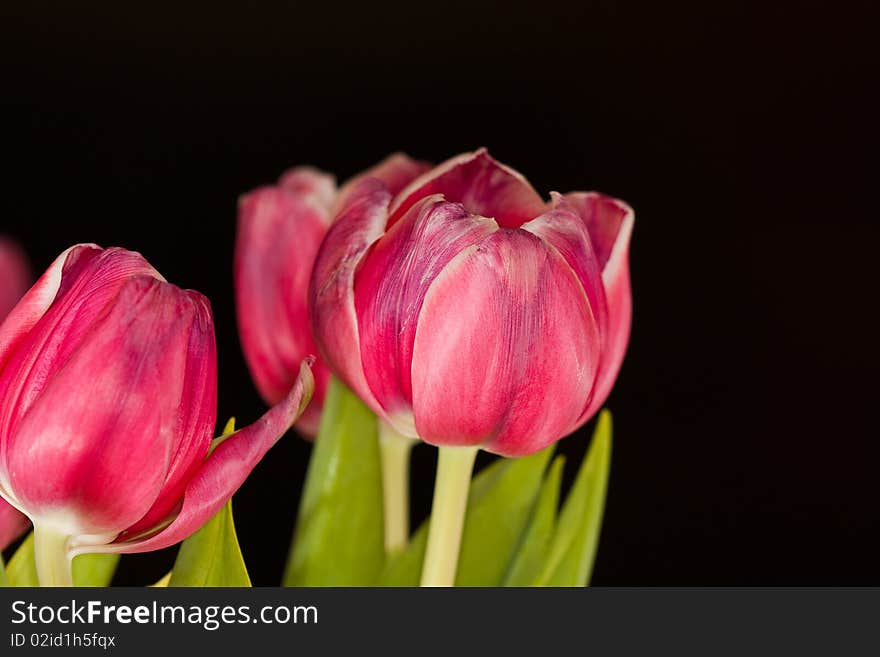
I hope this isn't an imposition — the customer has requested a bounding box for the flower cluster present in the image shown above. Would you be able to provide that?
[0,149,632,587]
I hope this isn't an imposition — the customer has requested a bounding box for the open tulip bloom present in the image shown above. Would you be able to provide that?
[0,244,314,586]
[310,149,633,585]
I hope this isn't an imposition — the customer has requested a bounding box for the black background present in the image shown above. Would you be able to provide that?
[0,2,875,585]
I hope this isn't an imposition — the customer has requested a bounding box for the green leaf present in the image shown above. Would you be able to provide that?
[5,533,119,587]
[0,553,9,587]
[539,410,613,586]
[168,500,251,587]
[503,455,565,586]
[379,445,554,586]
[283,376,384,586]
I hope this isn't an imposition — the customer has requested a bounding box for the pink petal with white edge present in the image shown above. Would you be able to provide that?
[0,237,30,321]
[335,153,432,214]
[309,179,394,414]
[354,196,497,432]
[236,186,331,435]
[96,361,314,555]
[6,277,206,537]
[388,149,547,229]
[411,229,600,457]
[563,192,634,421]
[278,166,338,214]
[0,497,29,551]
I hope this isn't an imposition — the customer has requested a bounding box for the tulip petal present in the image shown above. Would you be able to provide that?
[411,229,601,457]
[389,149,547,229]
[0,497,29,551]
[335,152,432,213]
[99,361,314,554]
[235,186,330,434]
[522,197,609,345]
[278,166,338,214]
[0,247,163,492]
[563,193,634,420]
[309,179,393,413]
[6,277,205,537]
[0,237,30,322]
[113,292,217,540]
[354,196,497,432]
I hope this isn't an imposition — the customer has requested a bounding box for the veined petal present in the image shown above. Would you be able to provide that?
[0,237,30,321]
[6,277,203,537]
[116,292,217,539]
[388,149,547,229]
[278,166,338,215]
[99,361,314,555]
[411,229,600,457]
[0,497,29,550]
[335,152,431,214]
[309,179,392,414]
[235,187,330,429]
[354,196,497,432]
[563,193,634,422]
[0,247,162,486]
[522,196,608,342]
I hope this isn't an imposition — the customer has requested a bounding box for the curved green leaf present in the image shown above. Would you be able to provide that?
[503,455,565,586]
[168,499,251,587]
[0,553,9,587]
[539,410,612,586]
[379,445,554,586]
[283,376,384,586]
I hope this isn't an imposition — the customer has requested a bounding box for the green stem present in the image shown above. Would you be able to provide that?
[420,445,479,587]
[33,524,73,587]
[378,421,417,554]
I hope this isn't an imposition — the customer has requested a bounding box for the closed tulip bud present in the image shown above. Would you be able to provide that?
[235,154,429,435]
[0,244,313,584]
[311,149,634,458]
[0,237,31,550]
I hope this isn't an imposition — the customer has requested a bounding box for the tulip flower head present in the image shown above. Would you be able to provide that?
[0,244,313,579]
[311,149,633,457]
[235,154,429,435]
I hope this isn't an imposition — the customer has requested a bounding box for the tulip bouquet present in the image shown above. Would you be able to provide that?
[0,149,633,588]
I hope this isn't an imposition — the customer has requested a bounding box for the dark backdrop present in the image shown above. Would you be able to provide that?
[0,2,875,585]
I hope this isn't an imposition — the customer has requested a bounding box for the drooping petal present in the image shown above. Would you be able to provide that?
[97,361,314,555]
[6,277,203,538]
[411,229,601,457]
[335,152,432,214]
[0,237,30,321]
[0,497,29,551]
[563,192,634,421]
[0,247,162,488]
[309,179,393,413]
[388,149,547,229]
[354,196,497,433]
[235,186,330,435]
[278,166,338,214]
[115,292,217,539]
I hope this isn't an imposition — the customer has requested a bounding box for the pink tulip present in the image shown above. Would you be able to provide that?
[311,149,633,457]
[235,154,429,435]
[0,244,313,575]
[0,237,31,551]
